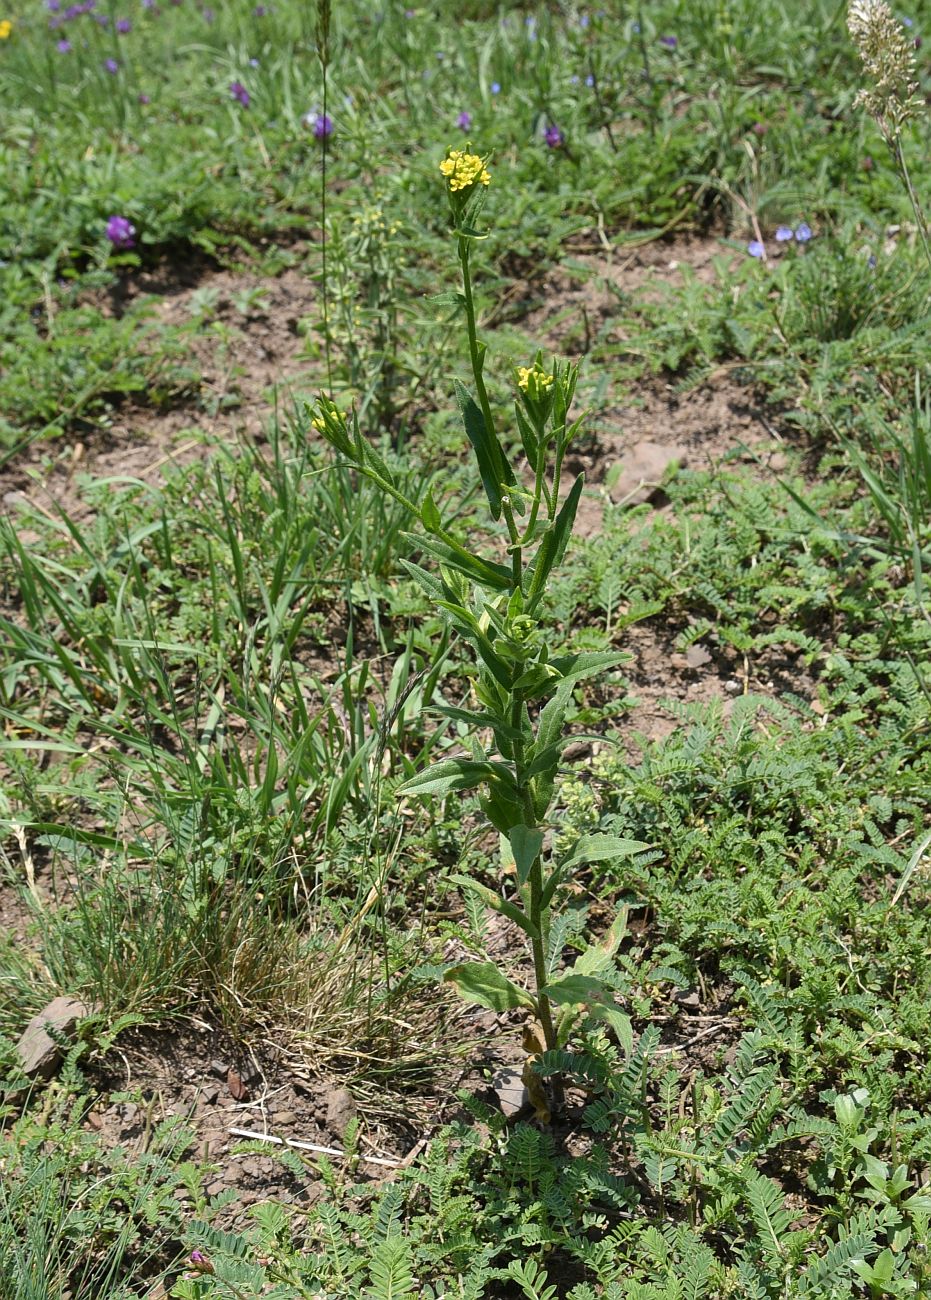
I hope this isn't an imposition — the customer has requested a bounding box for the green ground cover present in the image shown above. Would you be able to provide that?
[1,0,930,1296]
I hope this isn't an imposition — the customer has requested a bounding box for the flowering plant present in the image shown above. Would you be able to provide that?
[311,147,640,1115]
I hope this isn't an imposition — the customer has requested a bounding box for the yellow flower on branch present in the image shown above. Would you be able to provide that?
[439,149,491,193]
[517,364,554,396]
[0,20,12,37]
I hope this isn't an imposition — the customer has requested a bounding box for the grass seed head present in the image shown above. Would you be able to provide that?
[848,0,921,138]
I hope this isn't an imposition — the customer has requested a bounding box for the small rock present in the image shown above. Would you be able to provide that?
[325,1086,357,1138]
[275,1109,298,1125]
[15,996,91,1080]
[674,990,701,1010]
[227,1068,249,1101]
[210,1058,230,1078]
[608,440,689,506]
[201,1084,220,1105]
[685,645,712,669]
[491,1067,527,1119]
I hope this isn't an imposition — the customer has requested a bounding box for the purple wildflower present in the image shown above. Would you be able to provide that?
[456,110,472,129]
[138,91,150,103]
[490,80,500,94]
[579,13,590,27]
[142,0,156,9]
[249,56,259,65]
[57,37,71,50]
[752,121,767,136]
[253,4,267,14]
[747,240,766,259]
[116,17,130,31]
[47,0,61,10]
[544,124,564,148]
[202,6,214,19]
[795,222,812,243]
[229,80,250,106]
[570,74,580,84]
[105,215,136,249]
[104,56,119,72]
[312,112,333,138]
[775,226,793,242]
[659,34,678,48]
[585,72,595,86]
[95,13,109,24]
[868,254,878,269]
[902,15,914,25]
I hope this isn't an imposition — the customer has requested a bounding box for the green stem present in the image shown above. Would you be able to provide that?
[458,234,522,586]
[893,139,931,279]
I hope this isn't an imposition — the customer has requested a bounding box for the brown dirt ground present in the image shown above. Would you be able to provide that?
[2,230,812,1231]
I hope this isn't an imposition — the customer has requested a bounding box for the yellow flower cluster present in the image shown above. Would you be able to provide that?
[0,19,12,37]
[439,150,491,192]
[516,365,554,393]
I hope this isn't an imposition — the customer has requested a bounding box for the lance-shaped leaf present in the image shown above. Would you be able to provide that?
[508,824,545,885]
[527,473,585,605]
[420,488,442,533]
[541,972,616,1006]
[448,874,540,940]
[444,961,535,1012]
[562,833,650,872]
[454,379,514,520]
[399,757,515,799]
[434,601,513,689]
[408,532,513,592]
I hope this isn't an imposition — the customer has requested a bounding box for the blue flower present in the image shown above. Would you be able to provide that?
[490,81,501,94]
[795,222,812,243]
[775,226,793,242]
[747,240,765,259]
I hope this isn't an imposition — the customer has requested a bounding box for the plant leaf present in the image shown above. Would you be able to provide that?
[508,824,544,885]
[448,873,540,939]
[444,961,535,1011]
[563,833,650,872]
[454,379,513,520]
[399,758,513,798]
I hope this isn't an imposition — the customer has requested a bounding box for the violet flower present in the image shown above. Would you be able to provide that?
[456,110,472,129]
[544,124,564,147]
[106,215,136,249]
[747,240,765,259]
[229,80,250,106]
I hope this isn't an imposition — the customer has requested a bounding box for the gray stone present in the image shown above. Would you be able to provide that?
[16,996,91,1080]
[325,1086,357,1138]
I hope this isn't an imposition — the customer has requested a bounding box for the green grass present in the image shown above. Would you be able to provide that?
[1,0,931,1295]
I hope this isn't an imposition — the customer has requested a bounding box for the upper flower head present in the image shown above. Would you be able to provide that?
[106,215,136,249]
[439,149,491,192]
[517,363,554,398]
